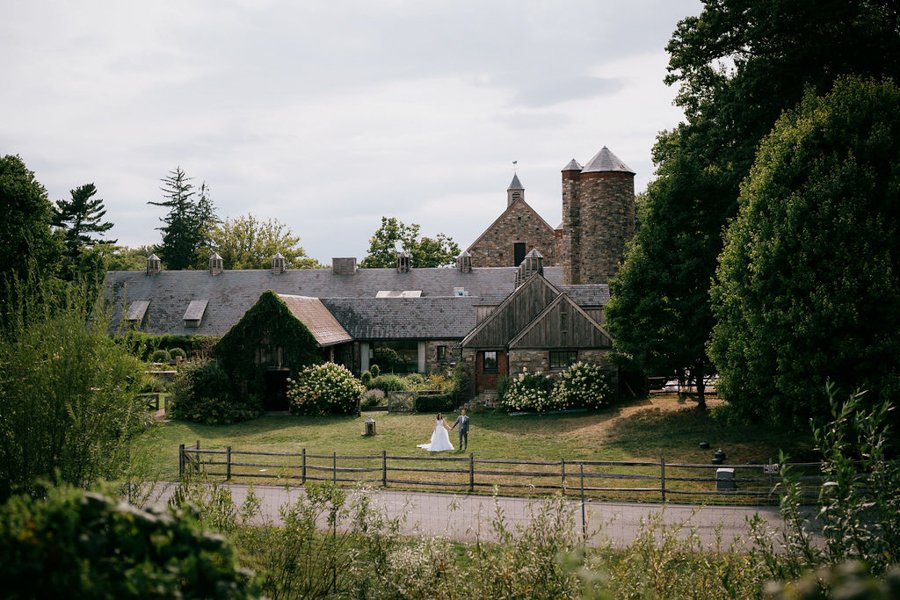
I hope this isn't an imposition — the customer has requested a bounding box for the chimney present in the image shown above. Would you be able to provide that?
[456,250,472,273]
[272,252,285,275]
[396,250,411,273]
[209,252,223,275]
[332,257,357,275]
[146,254,161,276]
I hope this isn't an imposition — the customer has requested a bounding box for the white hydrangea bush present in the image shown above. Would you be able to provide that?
[287,362,365,415]
[550,361,614,409]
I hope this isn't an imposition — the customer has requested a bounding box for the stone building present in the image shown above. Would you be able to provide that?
[465,174,560,267]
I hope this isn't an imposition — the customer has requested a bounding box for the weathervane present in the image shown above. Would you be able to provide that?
[512,160,518,174]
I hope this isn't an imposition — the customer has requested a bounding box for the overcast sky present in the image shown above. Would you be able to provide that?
[2,0,701,264]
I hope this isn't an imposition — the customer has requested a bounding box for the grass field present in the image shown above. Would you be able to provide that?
[134,394,817,499]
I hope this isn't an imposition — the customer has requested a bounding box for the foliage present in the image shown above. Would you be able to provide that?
[764,561,900,600]
[0,283,148,500]
[105,244,159,271]
[0,485,256,598]
[170,347,187,360]
[211,213,322,269]
[368,373,409,393]
[0,154,63,310]
[170,358,260,425]
[360,370,373,387]
[369,363,380,377]
[710,77,900,426]
[117,330,218,361]
[287,362,365,416]
[372,346,402,372]
[150,348,171,363]
[148,167,219,270]
[213,290,321,402]
[359,216,460,268]
[52,183,115,256]
[413,393,454,413]
[500,369,555,412]
[403,371,453,393]
[450,361,473,405]
[496,374,511,403]
[749,385,900,585]
[551,361,615,410]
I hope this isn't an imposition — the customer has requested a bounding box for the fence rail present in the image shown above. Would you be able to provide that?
[178,441,824,505]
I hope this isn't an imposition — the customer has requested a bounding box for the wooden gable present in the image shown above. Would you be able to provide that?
[508,293,612,349]
[461,274,559,349]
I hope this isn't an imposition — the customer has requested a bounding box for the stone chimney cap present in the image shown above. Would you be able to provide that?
[507,173,524,191]
[582,146,634,174]
[562,158,583,171]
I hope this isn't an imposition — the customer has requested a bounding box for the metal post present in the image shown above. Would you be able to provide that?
[179,443,185,477]
[580,463,586,541]
[382,450,387,487]
[226,446,232,481]
[469,453,475,493]
[333,451,337,484]
[660,456,666,502]
[301,448,307,484]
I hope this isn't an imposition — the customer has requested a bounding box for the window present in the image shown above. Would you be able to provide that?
[549,350,578,370]
[437,345,447,361]
[514,242,526,266]
[482,351,499,373]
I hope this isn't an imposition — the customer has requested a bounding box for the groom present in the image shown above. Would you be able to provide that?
[450,408,470,451]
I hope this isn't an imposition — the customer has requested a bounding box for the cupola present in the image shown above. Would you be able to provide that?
[146,254,161,276]
[209,252,223,275]
[515,248,543,287]
[456,250,472,273]
[396,250,411,273]
[507,173,524,207]
[272,252,285,275]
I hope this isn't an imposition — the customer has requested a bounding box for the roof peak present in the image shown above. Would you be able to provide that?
[581,146,634,174]
[562,158,583,171]
[507,173,524,190]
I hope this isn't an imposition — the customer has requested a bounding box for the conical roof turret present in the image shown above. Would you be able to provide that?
[581,146,634,174]
[562,158,583,171]
[507,173,524,190]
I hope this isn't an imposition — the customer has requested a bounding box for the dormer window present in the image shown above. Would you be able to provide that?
[183,299,208,328]
[126,300,150,328]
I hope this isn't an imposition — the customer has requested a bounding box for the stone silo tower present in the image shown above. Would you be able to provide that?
[561,146,635,284]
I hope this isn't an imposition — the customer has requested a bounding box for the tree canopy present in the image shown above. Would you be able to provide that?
[360,217,460,268]
[52,183,115,256]
[148,167,219,270]
[710,77,900,427]
[212,213,321,269]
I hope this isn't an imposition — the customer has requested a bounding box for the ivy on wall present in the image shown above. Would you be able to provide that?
[213,290,322,401]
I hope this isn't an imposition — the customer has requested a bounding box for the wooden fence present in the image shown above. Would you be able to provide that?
[178,442,825,505]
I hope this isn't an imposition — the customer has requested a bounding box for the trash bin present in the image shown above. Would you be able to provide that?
[365,416,376,436]
[716,467,736,491]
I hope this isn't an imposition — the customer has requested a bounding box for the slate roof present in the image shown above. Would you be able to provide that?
[104,266,608,341]
[581,146,634,174]
[507,173,524,190]
[278,295,352,347]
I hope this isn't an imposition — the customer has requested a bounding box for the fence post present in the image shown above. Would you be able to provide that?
[194,440,201,473]
[179,443,185,477]
[580,462,586,541]
[469,453,475,493]
[660,456,666,502]
[226,446,232,481]
[382,450,387,487]
[301,448,307,484]
[333,451,337,484]
[561,458,566,492]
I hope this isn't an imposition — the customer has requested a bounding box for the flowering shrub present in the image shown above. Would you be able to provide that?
[287,363,365,415]
[499,370,554,412]
[550,361,614,409]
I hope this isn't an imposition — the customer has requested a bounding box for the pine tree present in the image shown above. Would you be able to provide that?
[148,167,218,270]
[52,183,115,258]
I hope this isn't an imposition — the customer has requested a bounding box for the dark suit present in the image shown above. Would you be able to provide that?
[452,415,469,450]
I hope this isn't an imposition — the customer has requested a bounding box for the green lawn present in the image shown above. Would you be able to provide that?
[135,395,816,498]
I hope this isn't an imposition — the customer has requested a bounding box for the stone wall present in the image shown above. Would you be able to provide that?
[467,200,559,267]
[508,348,614,379]
[424,340,461,373]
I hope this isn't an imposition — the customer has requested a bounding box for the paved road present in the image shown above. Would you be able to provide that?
[151,483,815,550]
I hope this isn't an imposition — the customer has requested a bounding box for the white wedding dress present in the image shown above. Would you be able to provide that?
[417,418,455,452]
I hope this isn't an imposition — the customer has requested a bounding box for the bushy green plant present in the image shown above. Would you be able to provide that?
[551,362,615,409]
[496,374,511,403]
[170,358,261,424]
[500,370,555,412]
[169,347,187,360]
[414,393,455,413]
[373,347,402,372]
[369,374,409,393]
[150,348,171,363]
[0,485,257,598]
[360,370,373,387]
[287,362,365,415]
[369,364,380,377]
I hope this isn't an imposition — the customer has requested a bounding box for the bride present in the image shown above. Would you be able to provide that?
[417,413,455,452]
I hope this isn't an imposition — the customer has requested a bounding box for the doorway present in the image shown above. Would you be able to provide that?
[264,368,291,411]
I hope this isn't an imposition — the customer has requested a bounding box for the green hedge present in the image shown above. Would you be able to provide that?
[414,393,455,413]
[116,331,219,361]
[170,358,262,424]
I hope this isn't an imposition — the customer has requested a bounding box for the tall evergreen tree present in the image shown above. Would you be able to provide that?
[148,167,218,270]
[52,183,115,258]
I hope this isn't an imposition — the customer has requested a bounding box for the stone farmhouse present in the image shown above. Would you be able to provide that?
[105,146,635,407]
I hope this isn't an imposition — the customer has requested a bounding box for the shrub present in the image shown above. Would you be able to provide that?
[150,348,171,363]
[450,361,473,404]
[369,374,409,393]
[169,347,187,360]
[287,362,365,415]
[550,362,615,409]
[170,358,261,424]
[0,486,257,598]
[500,370,555,412]
[360,370,373,387]
[414,393,455,413]
[369,364,380,377]
[496,374,511,403]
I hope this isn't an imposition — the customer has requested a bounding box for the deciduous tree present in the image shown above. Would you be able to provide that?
[360,216,460,268]
[212,213,321,269]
